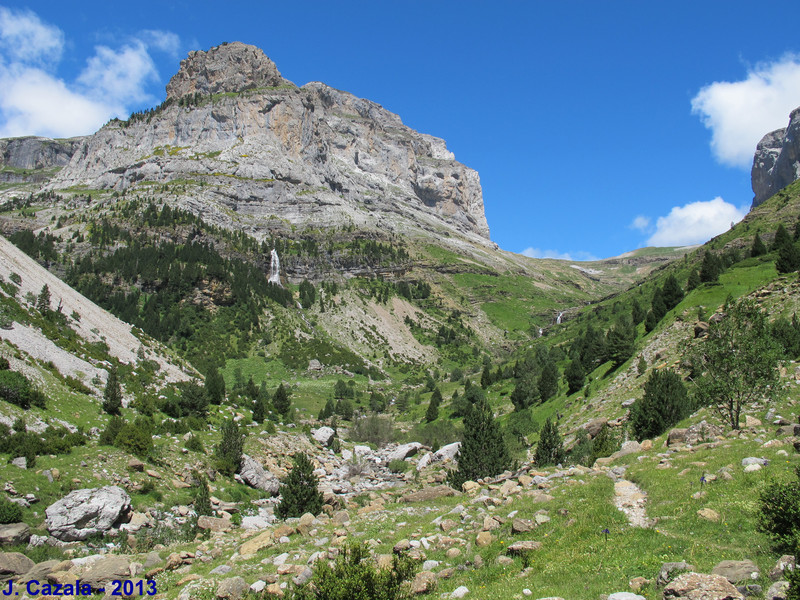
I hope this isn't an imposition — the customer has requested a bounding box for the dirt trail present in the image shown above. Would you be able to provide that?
[609,467,652,528]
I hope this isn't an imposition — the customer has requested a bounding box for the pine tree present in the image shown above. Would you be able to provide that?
[276,453,324,519]
[630,369,691,441]
[318,398,336,420]
[661,274,684,310]
[425,387,442,423]
[606,317,636,367]
[510,372,540,411]
[36,284,51,313]
[273,383,291,418]
[700,251,722,283]
[776,241,800,274]
[204,366,225,404]
[651,288,667,320]
[193,471,213,516]
[537,360,559,401]
[102,366,122,416]
[686,269,701,292]
[773,223,792,252]
[215,419,245,477]
[751,233,767,258]
[565,359,585,395]
[448,394,511,488]
[534,418,565,467]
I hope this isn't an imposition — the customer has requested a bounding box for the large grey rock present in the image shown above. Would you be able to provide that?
[417,441,462,470]
[752,106,800,207]
[0,551,34,580]
[711,559,760,583]
[385,442,422,463]
[45,486,131,541]
[658,561,696,586]
[0,522,30,546]
[80,555,138,588]
[766,580,789,600]
[663,572,745,599]
[216,575,249,600]
[238,454,280,494]
[607,594,645,600]
[312,426,336,447]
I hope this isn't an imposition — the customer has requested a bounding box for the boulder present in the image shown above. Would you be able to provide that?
[697,508,721,522]
[608,594,645,600]
[663,572,745,599]
[668,429,688,445]
[45,486,131,541]
[239,529,274,556]
[385,443,423,463]
[741,457,769,467]
[506,541,542,554]
[0,551,34,580]
[312,426,336,447]
[512,519,535,534]
[238,454,280,495]
[584,418,608,439]
[197,515,233,532]
[81,555,137,589]
[216,576,249,600]
[770,555,795,581]
[432,442,461,463]
[711,560,760,583]
[400,485,457,503]
[411,571,437,594]
[766,580,789,600]
[0,522,30,546]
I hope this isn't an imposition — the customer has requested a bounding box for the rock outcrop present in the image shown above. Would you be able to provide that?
[752,106,800,207]
[47,42,490,243]
[44,486,132,541]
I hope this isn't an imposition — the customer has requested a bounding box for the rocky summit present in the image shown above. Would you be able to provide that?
[46,42,489,244]
[752,105,800,207]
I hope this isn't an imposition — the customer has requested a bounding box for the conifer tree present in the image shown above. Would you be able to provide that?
[193,471,213,516]
[686,269,701,292]
[204,366,225,404]
[773,223,792,252]
[102,366,122,416]
[276,452,324,519]
[606,317,636,367]
[651,288,667,320]
[36,284,51,313]
[751,233,767,258]
[661,274,684,310]
[630,369,691,441]
[565,359,585,395]
[273,383,291,418]
[538,360,559,401]
[215,419,245,476]
[425,387,442,423]
[700,251,722,283]
[776,241,800,274]
[534,418,565,467]
[448,394,511,488]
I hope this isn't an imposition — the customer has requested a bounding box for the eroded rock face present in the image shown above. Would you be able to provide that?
[752,106,800,207]
[48,42,490,245]
[238,454,281,495]
[44,486,131,541]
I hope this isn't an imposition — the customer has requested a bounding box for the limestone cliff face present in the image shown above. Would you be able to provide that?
[50,42,489,242]
[0,136,83,185]
[752,106,800,207]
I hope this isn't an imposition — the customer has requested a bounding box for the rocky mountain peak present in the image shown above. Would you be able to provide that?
[751,105,800,207]
[166,42,288,100]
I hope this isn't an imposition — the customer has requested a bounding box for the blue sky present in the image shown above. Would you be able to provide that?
[2,2,800,260]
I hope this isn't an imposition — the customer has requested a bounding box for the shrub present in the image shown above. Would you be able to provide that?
[758,466,800,552]
[193,472,213,516]
[630,369,691,441]
[0,494,23,524]
[0,369,45,409]
[277,453,324,519]
[185,434,204,453]
[115,422,153,458]
[587,424,620,466]
[351,414,395,446]
[287,541,417,600]
[388,459,410,474]
[99,416,126,446]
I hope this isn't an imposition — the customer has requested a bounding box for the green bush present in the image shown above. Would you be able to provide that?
[758,466,800,552]
[277,453,324,519]
[185,434,204,453]
[0,494,23,524]
[350,414,395,446]
[100,416,126,446]
[115,422,153,458]
[388,459,410,474]
[0,369,45,409]
[288,541,417,600]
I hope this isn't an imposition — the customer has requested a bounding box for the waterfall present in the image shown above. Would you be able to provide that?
[268,249,281,286]
[556,311,564,324]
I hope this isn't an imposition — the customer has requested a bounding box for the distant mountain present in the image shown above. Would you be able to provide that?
[44,41,490,245]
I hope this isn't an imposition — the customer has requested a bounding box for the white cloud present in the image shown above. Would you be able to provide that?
[0,9,180,139]
[520,247,599,262]
[646,197,747,247]
[0,7,63,65]
[630,215,650,231]
[692,54,800,168]
[77,42,158,104]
